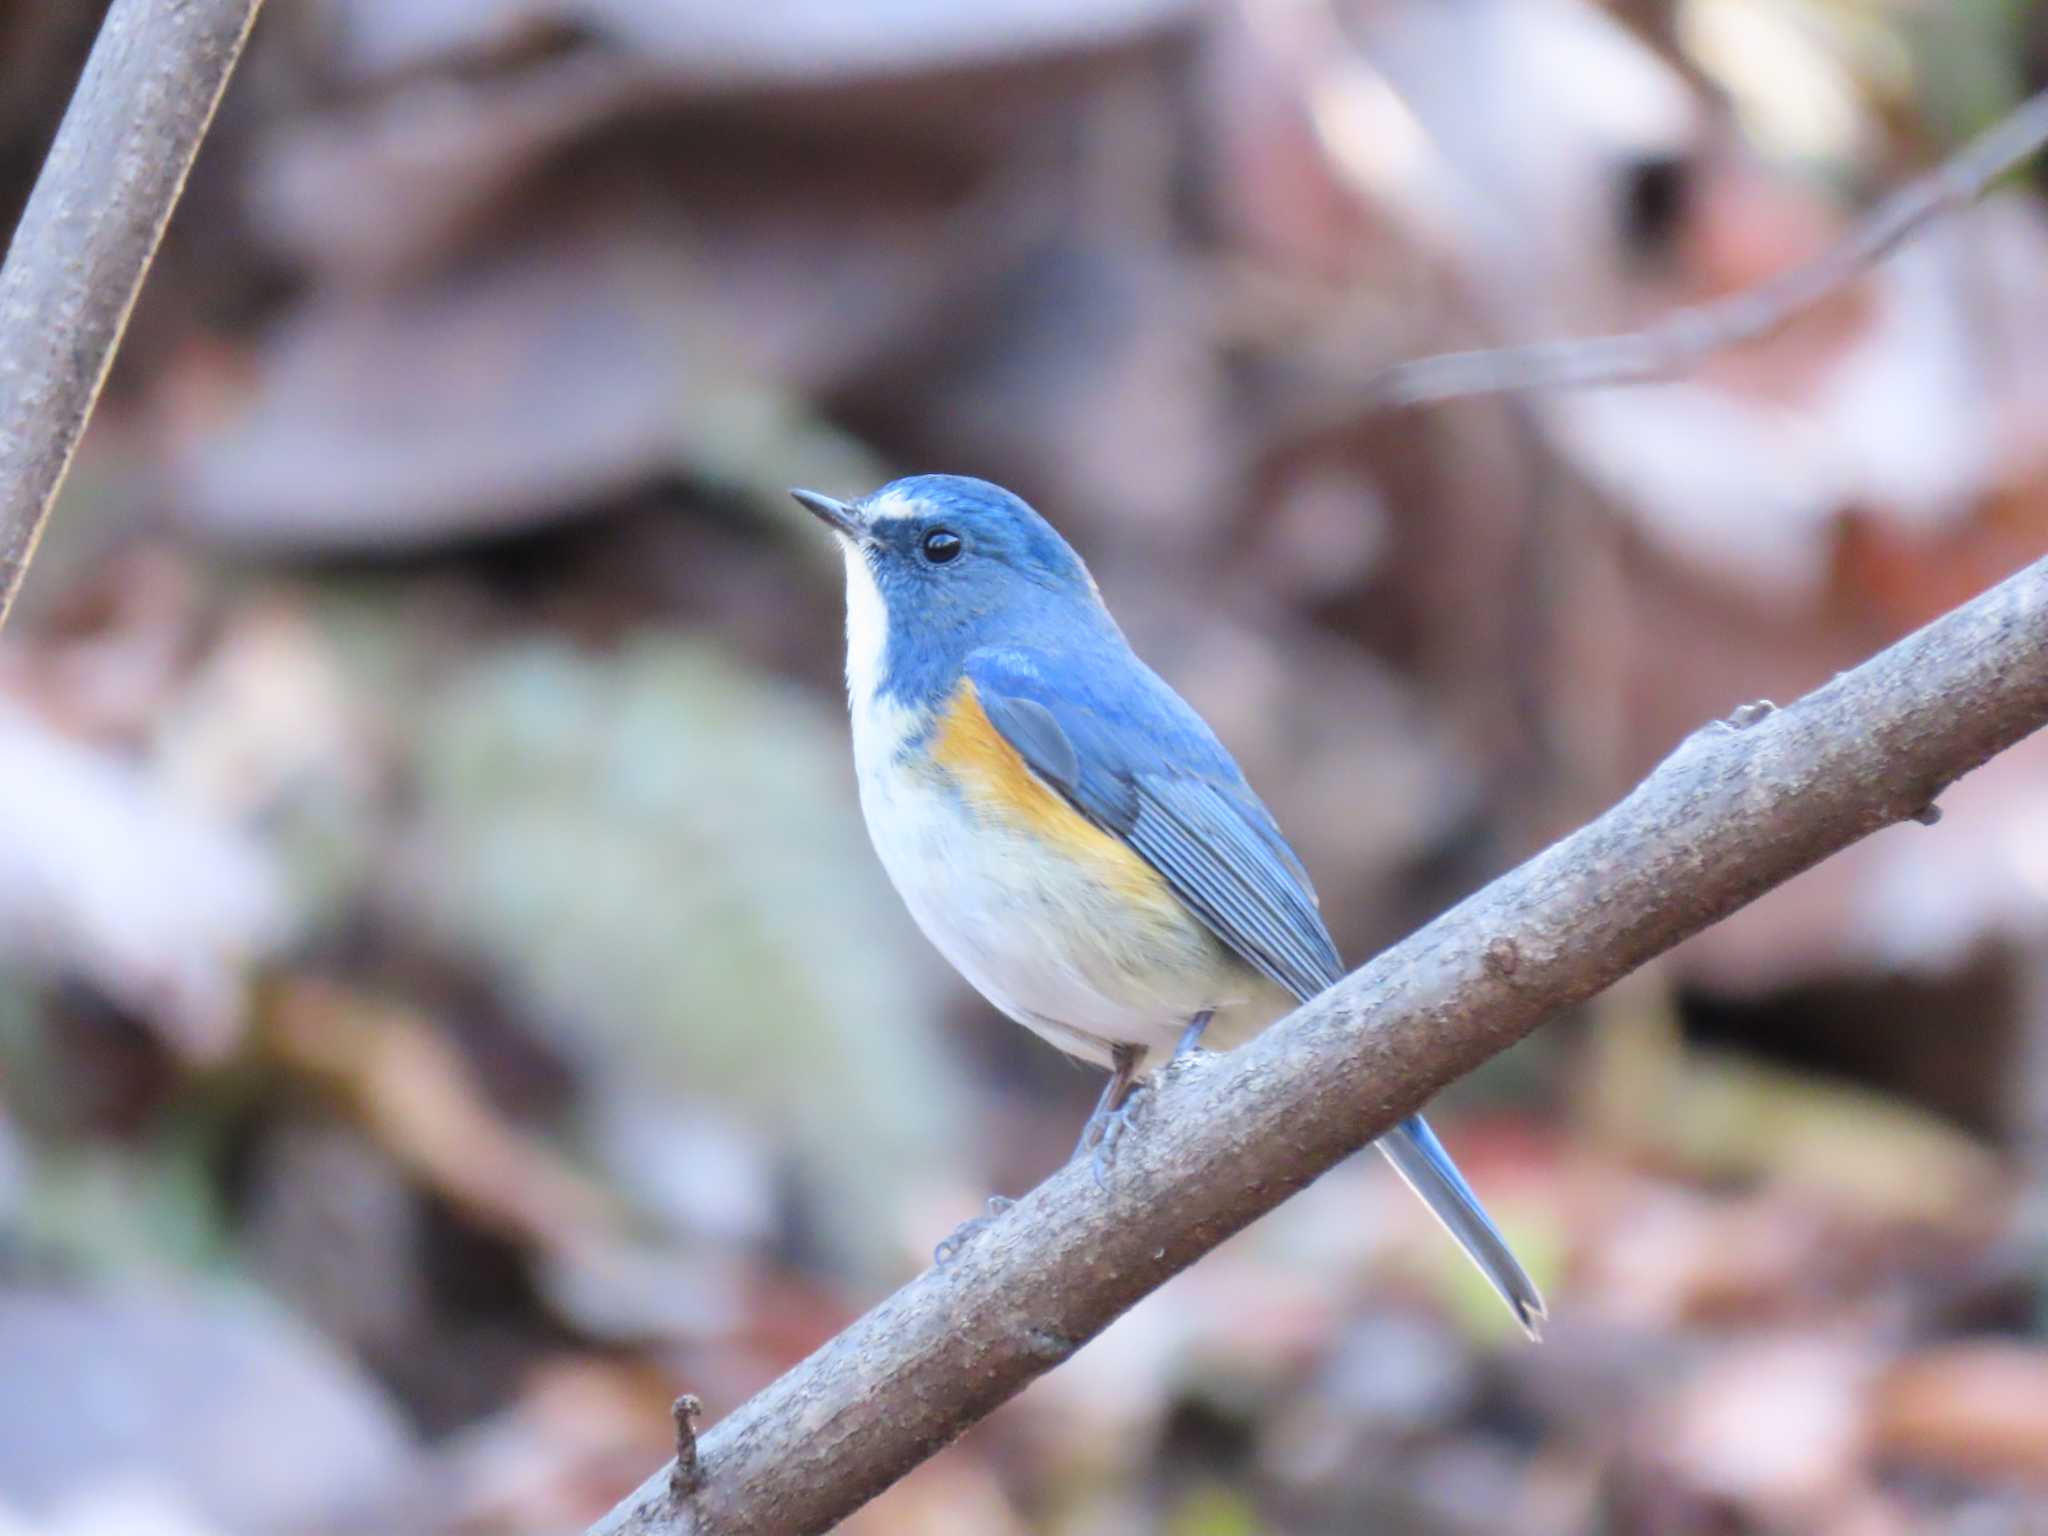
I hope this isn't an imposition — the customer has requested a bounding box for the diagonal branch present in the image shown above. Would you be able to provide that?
[1364,87,2048,408]
[593,555,2048,1536]
[0,0,265,630]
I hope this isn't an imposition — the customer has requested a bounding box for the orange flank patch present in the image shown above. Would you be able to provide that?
[931,680,1178,912]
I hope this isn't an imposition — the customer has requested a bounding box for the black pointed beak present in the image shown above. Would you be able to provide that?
[791,488,862,539]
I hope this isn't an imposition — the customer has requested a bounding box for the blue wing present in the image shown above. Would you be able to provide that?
[967,644,1547,1337]
[965,645,1341,1001]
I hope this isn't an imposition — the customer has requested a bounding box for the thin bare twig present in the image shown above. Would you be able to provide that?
[1366,88,2048,408]
[0,0,265,629]
[592,557,2048,1535]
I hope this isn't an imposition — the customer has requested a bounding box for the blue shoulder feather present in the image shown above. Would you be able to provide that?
[966,646,1341,1000]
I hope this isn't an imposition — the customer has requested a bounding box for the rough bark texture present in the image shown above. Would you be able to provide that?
[594,553,2048,1536]
[0,0,264,627]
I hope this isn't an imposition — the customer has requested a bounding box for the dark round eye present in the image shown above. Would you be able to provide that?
[921,528,963,564]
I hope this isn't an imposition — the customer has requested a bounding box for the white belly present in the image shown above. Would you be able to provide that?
[835,538,1285,1068]
[851,698,1282,1068]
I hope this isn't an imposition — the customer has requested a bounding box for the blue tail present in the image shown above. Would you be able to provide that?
[1378,1115,1545,1338]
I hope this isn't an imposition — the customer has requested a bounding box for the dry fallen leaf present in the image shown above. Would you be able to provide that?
[1649,1335,1876,1526]
[1872,1343,2048,1484]
[425,1353,679,1533]
[263,977,620,1258]
[839,1451,1032,1536]
[1618,1046,2005,1226]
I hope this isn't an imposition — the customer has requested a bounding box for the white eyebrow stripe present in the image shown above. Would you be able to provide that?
[862,488,921,524]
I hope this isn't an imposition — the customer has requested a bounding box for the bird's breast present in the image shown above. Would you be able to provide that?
[926,681,1179,912]
[848,677,1272,1062]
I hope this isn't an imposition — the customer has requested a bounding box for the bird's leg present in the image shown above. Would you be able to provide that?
[1088,1014,1213,1189]
[1073,1042,1143,1161]
[947,1036,1152,1266]
[1074,1043,1156,1191]
[1171,1009,1215,1062]
[932,1194,1016,1269]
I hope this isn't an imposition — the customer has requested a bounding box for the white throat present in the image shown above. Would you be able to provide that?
[840,539,890,711]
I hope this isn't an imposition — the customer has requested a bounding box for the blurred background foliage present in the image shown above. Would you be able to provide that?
[4,0,2048,1531]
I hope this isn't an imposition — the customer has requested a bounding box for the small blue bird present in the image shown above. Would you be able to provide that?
[794,474,1543,1336]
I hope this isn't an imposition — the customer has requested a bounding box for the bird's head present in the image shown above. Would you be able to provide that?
[793,475,1110,703]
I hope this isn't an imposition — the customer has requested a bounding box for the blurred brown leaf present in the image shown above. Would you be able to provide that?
[1873,1343,2048,1485]
[426,1354,678,1533]
[264,977,620,1256]
[1616,1046,2005,1226]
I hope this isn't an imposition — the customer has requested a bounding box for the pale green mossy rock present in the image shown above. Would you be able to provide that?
[407,635,958,1264]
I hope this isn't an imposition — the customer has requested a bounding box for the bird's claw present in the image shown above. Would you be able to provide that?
[933,1195,1015,1268]
[1087,1087,1147,1192]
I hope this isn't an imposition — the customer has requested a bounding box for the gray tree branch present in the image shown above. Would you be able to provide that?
[0,0,265,629]
[1365,87,2048,408]
[592,556,2048,1535]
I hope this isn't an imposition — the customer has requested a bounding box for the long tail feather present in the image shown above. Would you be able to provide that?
[1378,1115,1545,1339]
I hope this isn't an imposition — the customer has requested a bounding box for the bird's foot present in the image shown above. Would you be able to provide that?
[1071,1041,1148,1192]
[1086,1085,1149,1192]
[933,1195,1015,1268]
